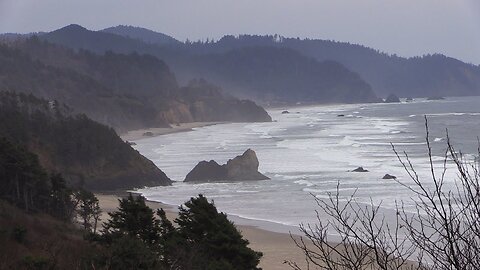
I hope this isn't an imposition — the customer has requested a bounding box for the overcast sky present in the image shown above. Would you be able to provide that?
[1,0,479,64]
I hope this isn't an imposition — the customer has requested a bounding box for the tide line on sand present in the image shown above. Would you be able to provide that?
[120,122,225,142]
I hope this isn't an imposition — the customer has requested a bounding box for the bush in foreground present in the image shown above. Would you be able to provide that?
[100,194,262,270]
[287,119,480,270]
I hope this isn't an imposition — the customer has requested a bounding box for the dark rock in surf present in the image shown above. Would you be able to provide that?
[382,174,397,180]
[185,149,269,182]
[384,94,400,103]
[184,160,227,182]
[282,110,290,114]
[352,167,369,172]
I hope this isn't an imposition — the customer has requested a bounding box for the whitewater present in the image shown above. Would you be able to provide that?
[134,97,480,231]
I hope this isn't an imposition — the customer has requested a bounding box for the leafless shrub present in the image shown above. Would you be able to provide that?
[287,117,480,269]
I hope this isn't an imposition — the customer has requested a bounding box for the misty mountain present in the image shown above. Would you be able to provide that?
[183,35,480,98]
[102,27,480,98]
[0,43,160,131]
[178,46,378,103]
[0,91,171,190]
[40,24,379,104]
[1,39,271,132]
[102,25,180,45]
[42,24,156,54]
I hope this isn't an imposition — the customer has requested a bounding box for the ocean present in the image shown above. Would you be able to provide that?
[134,97,480,232]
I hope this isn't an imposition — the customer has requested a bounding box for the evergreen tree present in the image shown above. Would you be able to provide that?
[99,194,262,270]
[102,194,161,248]
[75,189,101,233]
[102,235,161,270]
[166,194,263,270]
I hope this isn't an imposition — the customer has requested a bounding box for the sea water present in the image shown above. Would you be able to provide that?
[134,97,480,230]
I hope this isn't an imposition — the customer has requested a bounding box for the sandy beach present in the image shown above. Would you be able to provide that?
[96,193,309,270]
[116,122,312,269]
[113,121,311,269]
[120,122,224,141]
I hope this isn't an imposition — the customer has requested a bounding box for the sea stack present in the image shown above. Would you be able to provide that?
[384,94,400,103]
[185,149,269,182]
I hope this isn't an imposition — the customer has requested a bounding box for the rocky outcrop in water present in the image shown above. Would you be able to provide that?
[384,94,400,103]
[185,149,269,182]
[382,174,397,180]
[352,167,369,172]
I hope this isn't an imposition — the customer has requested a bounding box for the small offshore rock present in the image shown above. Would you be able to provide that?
[384,94,400,103]
[352,167,369,172]
[382,174,397,180]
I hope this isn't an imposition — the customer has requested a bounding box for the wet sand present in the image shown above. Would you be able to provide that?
[120,122,224,141]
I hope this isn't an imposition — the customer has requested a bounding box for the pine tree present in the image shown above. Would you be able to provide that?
[75,189,101,233]
[101,194,161,248]
[167,194,263,270]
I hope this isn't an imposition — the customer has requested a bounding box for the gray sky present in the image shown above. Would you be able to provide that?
[1,0,479,64]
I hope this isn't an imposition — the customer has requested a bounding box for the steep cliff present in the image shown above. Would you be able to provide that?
[0,91,171,190]
[3,38,271,131]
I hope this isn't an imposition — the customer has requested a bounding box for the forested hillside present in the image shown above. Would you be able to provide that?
[0,91,171,190]
[0,139,259,269]
[0,38,271,132]
[102,25,180,45]
[180,46,378,103]
[40,24,379,104]
[0,43,162,131]
[183,35,480,98]
[99,27,480,99]
[7,25,480,101]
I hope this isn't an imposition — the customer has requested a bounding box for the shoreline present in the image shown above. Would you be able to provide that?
[120,121,225,141]
[96,192,309,270]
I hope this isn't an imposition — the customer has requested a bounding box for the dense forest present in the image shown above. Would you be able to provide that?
[0,141,259,269]
[32,24,480,102]
[0,37,271,132]
[182,35,480,98]
[38,24,380,105]
[0,91,171,190]
[102,25,180,45]
[0,43,162,131]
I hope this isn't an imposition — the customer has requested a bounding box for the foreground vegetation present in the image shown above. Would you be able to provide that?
[0,137,261,269]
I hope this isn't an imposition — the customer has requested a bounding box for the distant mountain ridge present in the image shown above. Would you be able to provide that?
[180,46,378,103]
[183,35,480,98]
[0,38,271,132]
[102,25,180,45]
[87,27,480,99]
[39,24,379,105]
[8,24,478,101]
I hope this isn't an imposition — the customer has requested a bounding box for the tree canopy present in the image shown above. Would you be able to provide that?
[100,194,262,270]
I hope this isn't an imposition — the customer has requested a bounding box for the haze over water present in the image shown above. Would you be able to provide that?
[136,97,480,229]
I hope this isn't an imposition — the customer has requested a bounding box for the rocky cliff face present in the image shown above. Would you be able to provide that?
[225,149,270,181]
[185,149,269,182]
[3,38,271,133]
[184,160,228,182]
